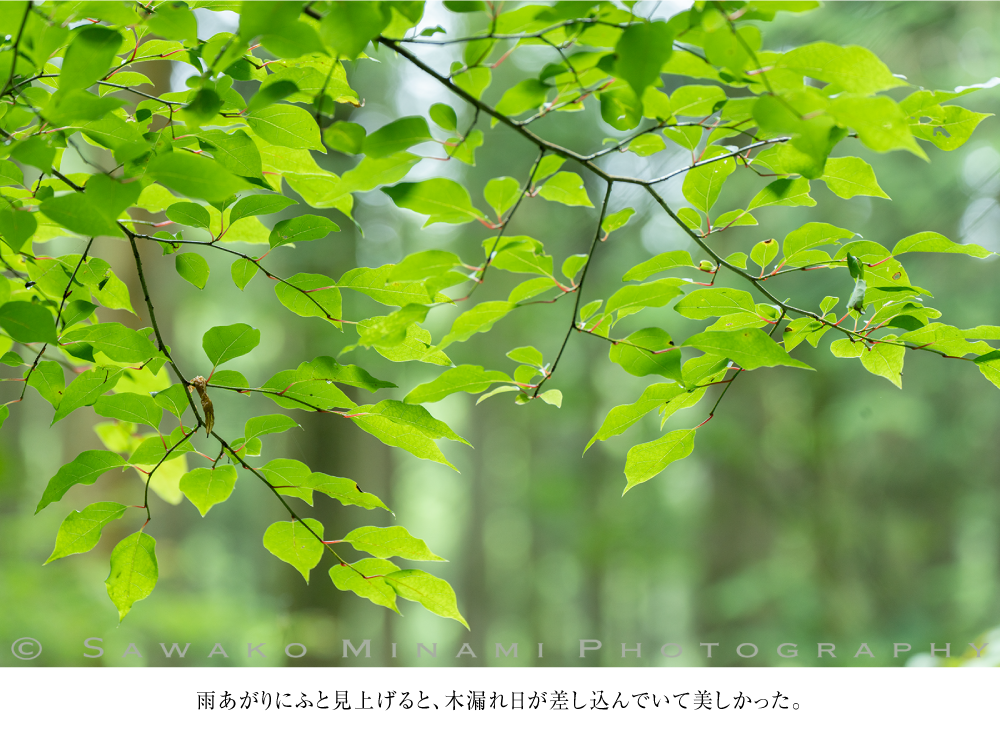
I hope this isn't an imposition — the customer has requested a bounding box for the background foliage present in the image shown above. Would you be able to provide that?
[1,0,1000,666]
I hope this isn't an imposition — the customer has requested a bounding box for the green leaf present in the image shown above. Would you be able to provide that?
[175,252,210,289]
[404,364,511,403]
[602,207,635,235]
[0,160,24,187]
[429,103,458,131]
[165,205,210,235]
[714,209,757,228]
[230,194,296,224]
[202,323,261,366]
[330,558,400,612]
[628,133,666,157]
[309,473,390,512]
[684,329,813,370]
[674,287,756,319]
[244,413,300,441]
[62,301,97,330]
[208,370,249,389]
[453,66,491,100]
[36,450,127,513]
[748,0,822,13]
[892,232,991,259]
[623,251,696,282]
[860,340,904,387]
[748,177,816,209]
[359,400,468,444]
[435,301,514,351]
[105,531,158,622]
[682,156,736,213]
[507,346,544,367]
[321,120,366,157]
[539,389,562,407]
[443,2,485,13]
[623,428,695,493]
[0,199,37,252]
[340,151,420,194]
[494,78,549,118]
[507,277,555,304]
[830,338,865,359]
[912,105,992,152]
[709,312,769,332]
[902,323,978,357]
[145,2,198,42]
[60,26,122,91]
[319,1,389,59]
[532,155,565,183]
[68,323,157,363]
[562,254,589,281]
[607,281,684,316]
[349,407,460,470]
[247,79,299,114]
[93,392,162,428]
[179,466,238,516]
[181,88,224,127]
[614,21,673,98]
[354,304,430,348]
[269,214,340,247]
[342,525,444,561]
[484,176,521,219]
[821,157,890,200]
[671,85,727,118]
[45,501,128,564]
[704,25,759,74]
[384,569,468,628]
[609,327,682,381]
[584,383,700,452]
[0,350,23,367]
[383,179,485,226]
[783,222,856,258]
[153,383,189,419]
[43,89,125,126]
[975,351,1000,390]
[39,192,120,238]
[128,429,195,465]
[148,152,247,201]
[231,258,257,290]
[259,458,312,503]
[829,95,926,159]
[489,236,552,276]
[0,302,57,344]
[750,238,779,269]
[536,171,593,208]
[246,104,323,151]
[263,518,325,583]
[340,265,436,307]
[259,368,355,413]
[25,361,66,407]
[274,273,342,324]
[778,42,906,95]
[196,129,265,179]
[91,271,134,314]
[389,251,461,282]
[363,116,432,158]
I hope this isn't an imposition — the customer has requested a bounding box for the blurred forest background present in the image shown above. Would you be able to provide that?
[3,1,1000,667]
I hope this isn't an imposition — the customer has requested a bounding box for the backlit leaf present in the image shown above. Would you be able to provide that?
[262,519,325,583]
[105,531,158,622]
[45,502,127,564]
